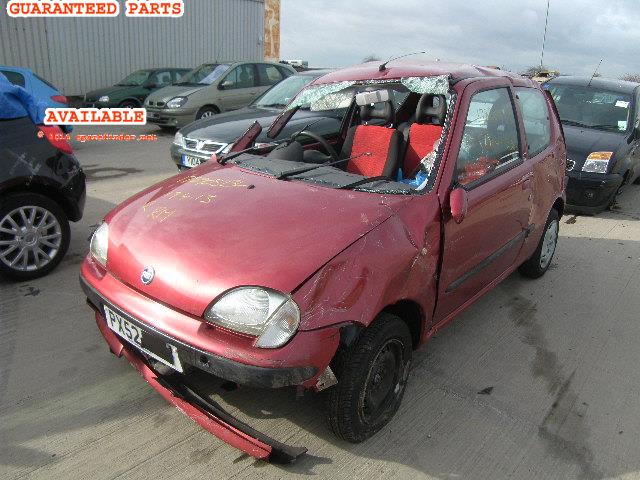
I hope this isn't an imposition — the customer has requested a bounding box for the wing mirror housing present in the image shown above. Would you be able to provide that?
[450,187,468,224]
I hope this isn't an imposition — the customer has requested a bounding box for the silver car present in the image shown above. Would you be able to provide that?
[144,61,296,129]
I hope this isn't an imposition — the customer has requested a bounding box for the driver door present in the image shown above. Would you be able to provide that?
[434,79,533,322]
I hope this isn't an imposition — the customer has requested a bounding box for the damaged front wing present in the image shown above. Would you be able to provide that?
[95,314,308,464]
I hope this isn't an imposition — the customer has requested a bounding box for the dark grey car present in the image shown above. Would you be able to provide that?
[170,70,342,169]
[544,76,640,213]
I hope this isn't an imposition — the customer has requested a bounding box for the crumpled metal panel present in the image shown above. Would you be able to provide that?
[400,75,450,95]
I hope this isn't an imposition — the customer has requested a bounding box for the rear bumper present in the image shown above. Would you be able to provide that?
[93,313,307,463]
[565,171,623,213]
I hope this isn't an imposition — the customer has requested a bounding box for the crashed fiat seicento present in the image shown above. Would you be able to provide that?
[80,60,566,462]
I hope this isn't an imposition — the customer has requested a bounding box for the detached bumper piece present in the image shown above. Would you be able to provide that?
[95,316,307,464]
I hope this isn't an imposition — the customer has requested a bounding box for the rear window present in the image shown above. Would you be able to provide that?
[1,70,25,87]
[34,73,57,90]
[516,88,551,156]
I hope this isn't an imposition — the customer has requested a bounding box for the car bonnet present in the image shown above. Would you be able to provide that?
[103,161,411,317]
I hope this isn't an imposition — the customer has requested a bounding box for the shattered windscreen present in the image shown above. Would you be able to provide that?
[233,76,453,195]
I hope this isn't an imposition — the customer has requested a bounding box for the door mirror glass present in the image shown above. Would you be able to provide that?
[450,188,468,224]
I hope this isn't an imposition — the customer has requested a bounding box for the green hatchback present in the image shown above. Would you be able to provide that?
[84,68,191,108]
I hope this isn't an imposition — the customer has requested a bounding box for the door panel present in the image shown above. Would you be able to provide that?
[218,64,259,111]
[435,83,532,321]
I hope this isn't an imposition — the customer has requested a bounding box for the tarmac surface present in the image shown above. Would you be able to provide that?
[1,124,640,480]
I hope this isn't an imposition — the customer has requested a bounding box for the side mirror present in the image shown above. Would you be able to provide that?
[219,80,233,90]
[142,81,157,89]
[450,187,468,224]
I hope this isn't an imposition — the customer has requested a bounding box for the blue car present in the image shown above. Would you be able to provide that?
[0,66,71,131]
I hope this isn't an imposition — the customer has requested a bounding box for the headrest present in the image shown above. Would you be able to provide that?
[355,89,390,106]
[416,93,446,125]
[360,101,394,124]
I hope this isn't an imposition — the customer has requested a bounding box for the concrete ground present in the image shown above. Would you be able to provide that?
[1,124,640,480]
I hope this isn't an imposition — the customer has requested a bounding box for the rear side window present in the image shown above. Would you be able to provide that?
[516,88,551,156]
[256,64,283,86]
[455,88,521,186]
[1,70,25,87]
[277,66,295,79]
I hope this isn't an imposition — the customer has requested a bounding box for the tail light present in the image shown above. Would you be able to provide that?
[51,95,68,104]
[38,125,73,154]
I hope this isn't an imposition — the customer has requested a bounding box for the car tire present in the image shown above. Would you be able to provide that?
[119,100,139,109]
[0,193,70,280]
[518,208,559,279]
[196,106,218,120]
[326,313,412,443]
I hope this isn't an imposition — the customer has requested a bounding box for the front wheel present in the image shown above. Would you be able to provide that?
[518,208,559,279]
[326,314,412,443]
[0,193,70,280]
[196,106,218,120]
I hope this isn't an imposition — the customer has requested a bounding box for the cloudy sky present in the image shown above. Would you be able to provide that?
[280,0,640,78]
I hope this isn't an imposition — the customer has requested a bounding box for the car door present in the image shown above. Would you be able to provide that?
[630,87,640,182]
[434,79,533,321]
[218,64,259,111]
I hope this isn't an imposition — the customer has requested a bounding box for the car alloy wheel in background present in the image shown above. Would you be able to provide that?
[0,193,70,280]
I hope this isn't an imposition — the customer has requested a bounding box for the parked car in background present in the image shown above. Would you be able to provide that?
[171,69,339,169]
[84,68,191,108]
[0,74,85,280]
[0,65,71,132]
[144,61,297,129]
[544,76,640,212]
[81,61,565,461]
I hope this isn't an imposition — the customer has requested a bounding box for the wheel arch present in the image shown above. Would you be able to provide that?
[552,197,565,218]
[0,183,73,221]
[198,104,221,115]
[118,97,142,107]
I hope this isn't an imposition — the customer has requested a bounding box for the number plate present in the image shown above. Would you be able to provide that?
[103,305,183,372]
[181,155,203,168]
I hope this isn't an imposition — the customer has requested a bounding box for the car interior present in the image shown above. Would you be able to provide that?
[265,87,448,187]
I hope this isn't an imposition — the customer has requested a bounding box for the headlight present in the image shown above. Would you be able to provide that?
[173,131,184,147]
[582,152,613,173]
[204,287,300,349]
[98,95,109,103]
[167,96,188,109]
[90,222,109,267]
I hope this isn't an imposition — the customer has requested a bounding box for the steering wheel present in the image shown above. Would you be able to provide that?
[291,130,339,162]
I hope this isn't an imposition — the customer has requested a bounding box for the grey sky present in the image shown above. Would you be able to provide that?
[280,0,640,78]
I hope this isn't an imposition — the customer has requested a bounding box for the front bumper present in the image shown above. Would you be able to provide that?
[60,154,86,222]
[565,171,623,213]
[170,143,212,169]
[145,107,196,128]
[92,310,307,462]
[80,274,321,388]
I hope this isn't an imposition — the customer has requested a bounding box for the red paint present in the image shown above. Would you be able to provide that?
[81,61,566,456]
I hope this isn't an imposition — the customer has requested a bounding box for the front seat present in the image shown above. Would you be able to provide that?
[340,101,401,178]
[402,93,446,176]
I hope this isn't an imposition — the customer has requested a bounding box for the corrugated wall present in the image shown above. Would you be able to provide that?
[0,0,265,95]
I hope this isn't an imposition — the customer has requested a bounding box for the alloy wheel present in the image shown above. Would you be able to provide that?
[0,206,63,272]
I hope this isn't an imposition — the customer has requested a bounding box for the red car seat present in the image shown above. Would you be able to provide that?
[403,94,447,176]
[340,101,401,178]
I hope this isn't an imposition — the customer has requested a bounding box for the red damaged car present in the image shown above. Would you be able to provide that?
[80,60,566,462]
